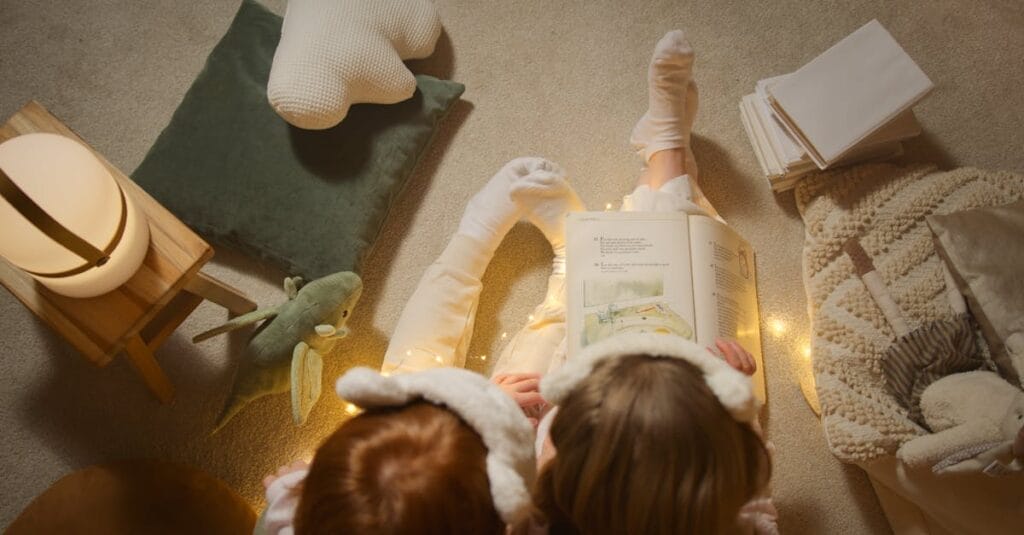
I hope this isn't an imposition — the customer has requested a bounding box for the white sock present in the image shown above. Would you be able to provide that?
[508,162,583,274]
[630,30,698,164]
[457,158,559,253]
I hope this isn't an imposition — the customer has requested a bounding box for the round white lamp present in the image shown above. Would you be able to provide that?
[0,133,149,298]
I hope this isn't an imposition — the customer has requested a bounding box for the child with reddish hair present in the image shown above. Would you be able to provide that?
[257,367,537,534]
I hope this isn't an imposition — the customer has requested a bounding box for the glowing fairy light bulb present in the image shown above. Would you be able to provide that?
[528,314,535,322]
[480,354,488,361]
[605,202,613,211]
[344,403,360,416]
[434,355,443,364]
[406,349,412,357]
[768,318,787,337]
[501,332,508,339]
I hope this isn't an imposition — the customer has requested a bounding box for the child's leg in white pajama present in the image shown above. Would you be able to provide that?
[626,30,720,219]
[490,273,569,377]
[382,158,562,375]
[492,30,723,377]
[624,149,720,217]
[490,167,582,377]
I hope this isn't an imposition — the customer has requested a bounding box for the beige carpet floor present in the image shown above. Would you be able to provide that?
[2,0,1022,532]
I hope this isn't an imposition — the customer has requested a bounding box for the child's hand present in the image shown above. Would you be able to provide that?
[262,459,309,489]
[492,373,547,413]
[710,338,756,376]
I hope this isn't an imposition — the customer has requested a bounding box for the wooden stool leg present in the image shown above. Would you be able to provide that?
[184,272,257,315]
[124,335,175,403]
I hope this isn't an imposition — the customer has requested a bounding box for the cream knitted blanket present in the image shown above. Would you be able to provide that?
[796,164,1024,462]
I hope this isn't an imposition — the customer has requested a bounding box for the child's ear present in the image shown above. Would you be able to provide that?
[284,276,305,298]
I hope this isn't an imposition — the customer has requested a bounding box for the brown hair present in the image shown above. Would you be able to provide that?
[530,355,771,535]
[294,401,504,535]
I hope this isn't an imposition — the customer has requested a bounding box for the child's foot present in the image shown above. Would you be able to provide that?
[508,163,584,274]
[630,30,698,164]
[457,157,556,253]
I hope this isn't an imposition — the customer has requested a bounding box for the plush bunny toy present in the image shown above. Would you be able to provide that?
[897,370,1024,475]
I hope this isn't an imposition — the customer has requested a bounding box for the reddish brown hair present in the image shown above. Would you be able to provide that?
[529,355,771,535]
[295,401,504,535]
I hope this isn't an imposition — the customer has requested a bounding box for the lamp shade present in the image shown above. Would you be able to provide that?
[0,133,149,298]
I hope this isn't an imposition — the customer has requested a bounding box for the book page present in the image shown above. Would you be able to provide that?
[566,212,695,358]
[688,215,766,403]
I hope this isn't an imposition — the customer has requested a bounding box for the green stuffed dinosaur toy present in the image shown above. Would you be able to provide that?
[193,271,362,431]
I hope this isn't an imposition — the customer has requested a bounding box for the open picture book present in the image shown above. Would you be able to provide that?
[567,212,766,403]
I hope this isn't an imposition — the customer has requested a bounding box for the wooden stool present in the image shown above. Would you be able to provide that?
[0,101,256,403]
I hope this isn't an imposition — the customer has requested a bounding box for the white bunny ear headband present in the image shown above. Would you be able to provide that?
[541,333,760,423]
[335,367,537,524]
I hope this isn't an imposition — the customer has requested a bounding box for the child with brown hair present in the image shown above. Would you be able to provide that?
[256,152,567,534]
[529,335,776,534]
[513,30,778,534]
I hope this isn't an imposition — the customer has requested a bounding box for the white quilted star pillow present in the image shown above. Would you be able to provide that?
[267,0,442,130]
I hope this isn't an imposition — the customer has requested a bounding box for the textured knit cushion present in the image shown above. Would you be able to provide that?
[796,164,1024,463]
[928,200,1024,387]
[132,0,464,279]
[268,0,442,129]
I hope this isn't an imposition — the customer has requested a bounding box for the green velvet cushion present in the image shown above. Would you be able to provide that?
[132,0,464,279]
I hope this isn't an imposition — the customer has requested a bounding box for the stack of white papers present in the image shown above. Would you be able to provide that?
[740,20,933,191]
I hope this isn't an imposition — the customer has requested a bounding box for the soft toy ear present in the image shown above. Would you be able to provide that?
[284,276,304,298]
